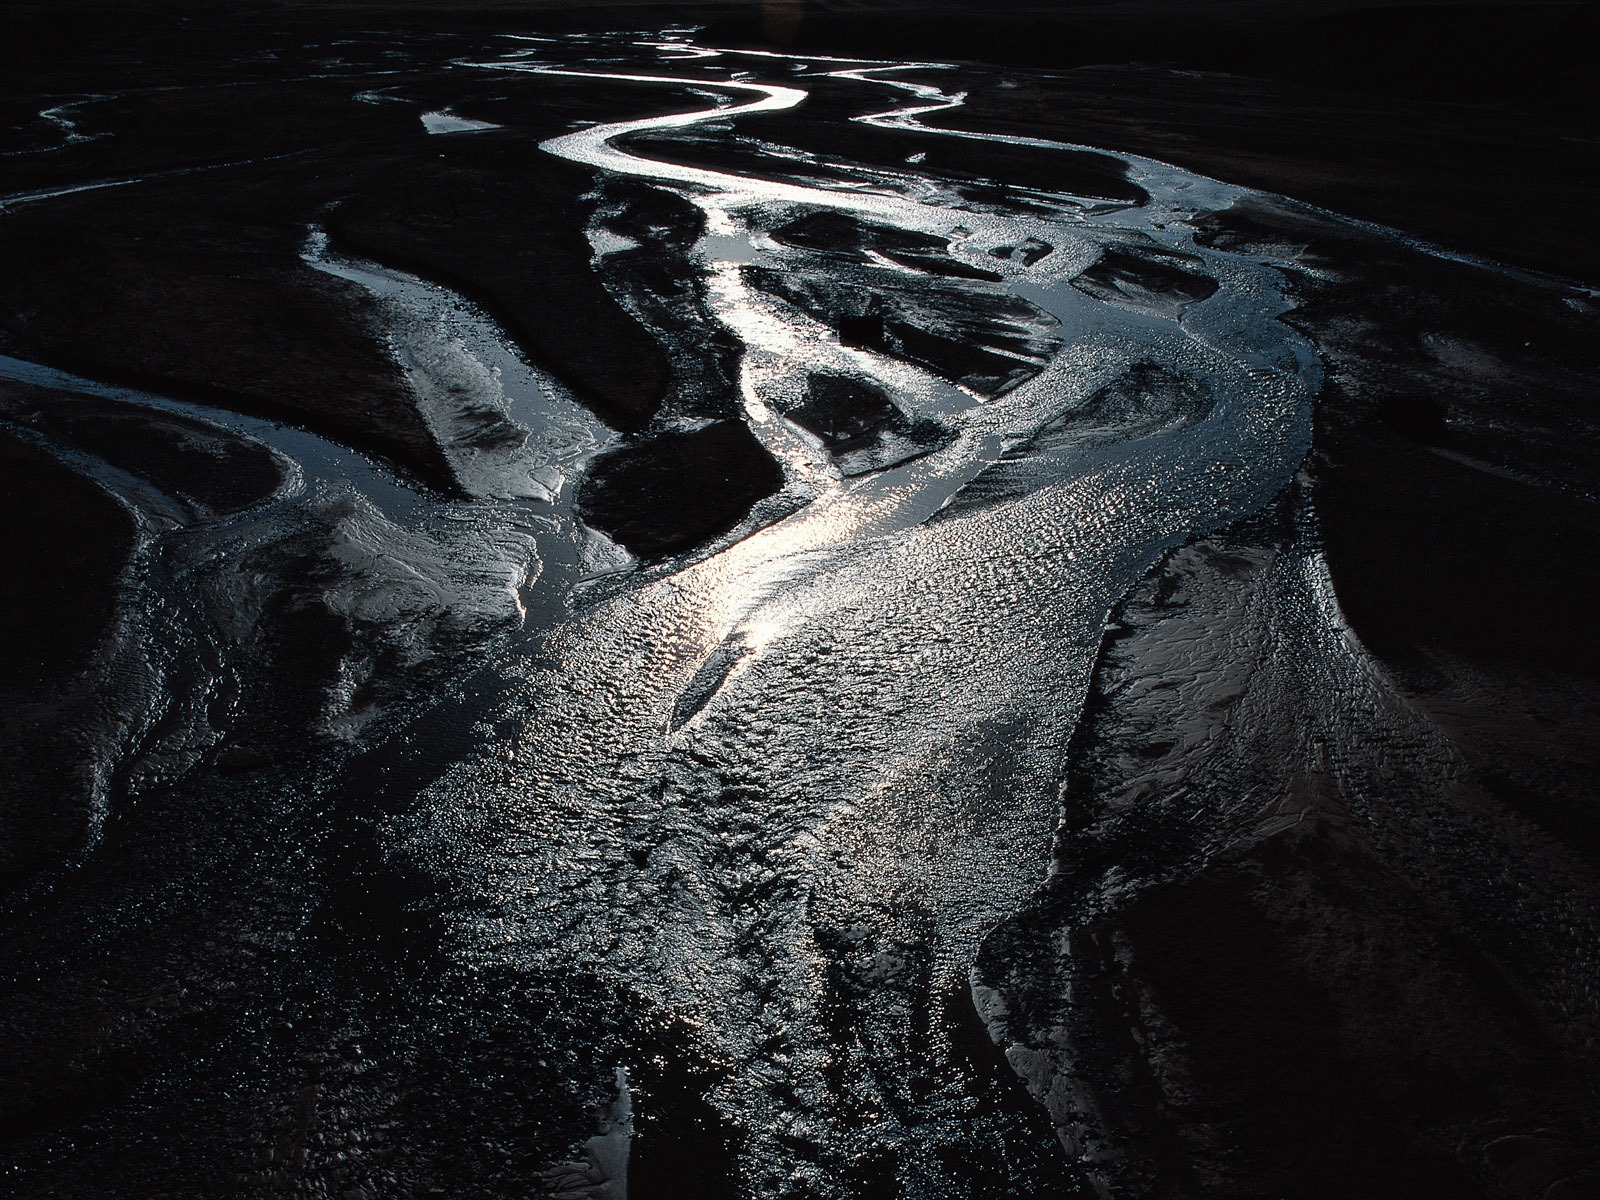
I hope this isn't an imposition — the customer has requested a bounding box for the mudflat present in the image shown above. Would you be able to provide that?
[0,7,1597,1199]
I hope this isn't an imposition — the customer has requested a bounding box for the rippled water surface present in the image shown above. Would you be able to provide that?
[389,32,1317,1196]
[4,25,1466,1199]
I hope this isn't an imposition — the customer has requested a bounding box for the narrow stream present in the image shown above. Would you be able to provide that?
[0,27,1330,1199]
[380,31,1322,1197]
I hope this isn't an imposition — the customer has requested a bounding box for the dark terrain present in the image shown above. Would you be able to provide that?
[1,3,1598,1199]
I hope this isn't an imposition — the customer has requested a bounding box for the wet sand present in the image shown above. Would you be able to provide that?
[975,201,1600,1194]
[0,41,719,488]
[0,431,137,883]
[0,8,1596,1200]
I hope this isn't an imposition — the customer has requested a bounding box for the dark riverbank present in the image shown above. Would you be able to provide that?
[0,35,713,488]
[755,0,1599,283]
[975,190,1600,1198]
[10,0,1596,283]
[3,0,1593,492]
[0,12,1596,1200]
[0,432,137,883]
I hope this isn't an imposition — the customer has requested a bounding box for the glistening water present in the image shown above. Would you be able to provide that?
[392,32,1317,1196]
[0,26,1400,1199]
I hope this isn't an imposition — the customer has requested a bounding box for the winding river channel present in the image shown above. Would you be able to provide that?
[3,25,1467,1200]
[413,34,1321,1197]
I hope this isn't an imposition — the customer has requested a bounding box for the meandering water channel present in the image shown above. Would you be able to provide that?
[0,27,1334,1198]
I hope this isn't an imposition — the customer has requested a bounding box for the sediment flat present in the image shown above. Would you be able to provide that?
[0,10,1596,1200]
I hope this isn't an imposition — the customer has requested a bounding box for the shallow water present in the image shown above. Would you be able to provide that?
[0,25,1407,1199]
[398,31,1319,1196]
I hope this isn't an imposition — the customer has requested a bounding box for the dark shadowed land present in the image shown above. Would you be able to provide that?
[976,196,1600,1196]
[10,0,1598,281]
[0,5,1597,1199]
